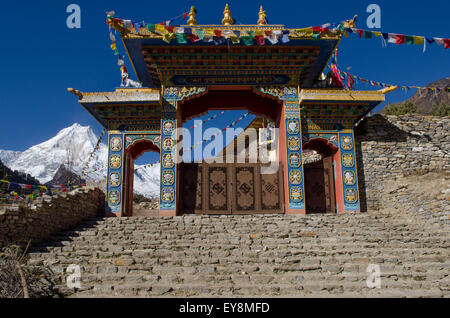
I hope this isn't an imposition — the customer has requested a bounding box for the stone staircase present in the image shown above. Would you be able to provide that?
[26,210,449,297]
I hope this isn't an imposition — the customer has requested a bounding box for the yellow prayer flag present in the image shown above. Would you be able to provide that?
[230,36,240,44]
[110,43,117,50]
[413,36,424,45]
[372,31,382,37]
[155,24,166,34]
[162,32,175,43]
[298,27,313,37]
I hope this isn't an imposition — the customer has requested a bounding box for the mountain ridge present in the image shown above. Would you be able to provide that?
[0,124,160,198]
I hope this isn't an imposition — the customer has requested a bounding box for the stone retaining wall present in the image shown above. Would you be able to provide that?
[0,187,105,247]
[356,114,450,211]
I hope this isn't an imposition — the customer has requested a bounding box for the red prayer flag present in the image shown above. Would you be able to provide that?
[188,34,200,43]
[396,34,405,44]
[183,12,188,20]
[165,25,175,32]
[214,30,222,37]
[358,29,364,38]
[256,35,265,45]
[444,39,450,49]
[347,75,354,90]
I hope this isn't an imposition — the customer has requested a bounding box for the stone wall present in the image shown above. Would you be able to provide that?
[0,187,105,248]
[355,114,450,211]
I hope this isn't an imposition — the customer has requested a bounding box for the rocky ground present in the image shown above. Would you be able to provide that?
[133,200,159,217]
[23,172,449,298]
[380,171,449,226]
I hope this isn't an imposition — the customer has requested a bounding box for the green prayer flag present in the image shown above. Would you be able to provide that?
[312,33,320,40]
[364,31,372,39]
[147,24,155,32]
[241,36,253,46]
[196,29,204,40]
[176,33,187,44]
[406,35,414,45]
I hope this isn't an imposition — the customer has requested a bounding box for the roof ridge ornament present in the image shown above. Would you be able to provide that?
[222,4,234,26]
[257,5,267,25]
[187,6,197,26]
[343,15,358,29]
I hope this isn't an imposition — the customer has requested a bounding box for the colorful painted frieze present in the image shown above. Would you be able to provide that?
[283,89,305,210]
[106,133,124,213]
[339,132,360,211]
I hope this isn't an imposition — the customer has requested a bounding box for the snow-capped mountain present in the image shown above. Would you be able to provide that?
[0,123,160,198]
[0,150,22,166]
[133,163,160,198]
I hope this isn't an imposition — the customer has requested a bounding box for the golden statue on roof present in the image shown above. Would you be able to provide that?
[257,5,267,25]
[343,15,358,29]
[222,4,234,25]
[187,6,197,26]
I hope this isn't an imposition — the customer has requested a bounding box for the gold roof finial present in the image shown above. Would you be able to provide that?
[257,5,267,25]
[222,4,234,26]
[343,15,358,29]
[187,6,197,26]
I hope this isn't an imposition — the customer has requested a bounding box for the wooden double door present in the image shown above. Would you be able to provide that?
[304,156,336,214]
[179,163,284,214]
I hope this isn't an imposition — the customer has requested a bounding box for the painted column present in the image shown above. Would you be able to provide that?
[256,86,306,214]
[338,130,361,213]
[106,132,124,216]
[283,91,306,214]
[159,88,178,216]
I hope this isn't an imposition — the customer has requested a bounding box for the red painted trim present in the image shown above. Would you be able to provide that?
[334,148,345,214]
[278,106,289,214]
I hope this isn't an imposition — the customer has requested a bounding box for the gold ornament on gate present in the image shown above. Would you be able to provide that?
[187,6,197,26]
[257,5,268,25]
[222,4,234,26]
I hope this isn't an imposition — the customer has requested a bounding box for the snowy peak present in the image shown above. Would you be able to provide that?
[0,123,160,198]
[2,123,108,184]
[0,150,22,166]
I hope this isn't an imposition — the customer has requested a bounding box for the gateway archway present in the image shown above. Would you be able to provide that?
[303,138,338,214]
[177,87,285,215]
[122,139,160,216]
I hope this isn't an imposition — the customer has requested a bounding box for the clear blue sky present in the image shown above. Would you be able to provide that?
[1,0,448,165]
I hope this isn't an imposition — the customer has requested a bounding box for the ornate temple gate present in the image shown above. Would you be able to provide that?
[70,6,394,217]
[179,163,284,214]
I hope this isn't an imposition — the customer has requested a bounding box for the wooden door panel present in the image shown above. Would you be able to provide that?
[304,157,336,214]
[304,160,327,213]
[179,163,203,214]
[205,164,231,214]
[259,165,283,212]
[233,164,257,213]
[323,157,336,213]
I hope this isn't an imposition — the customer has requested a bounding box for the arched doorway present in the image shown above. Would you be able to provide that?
[176,86,285,215]
[122,139,160,216]
[303,138,338,214]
